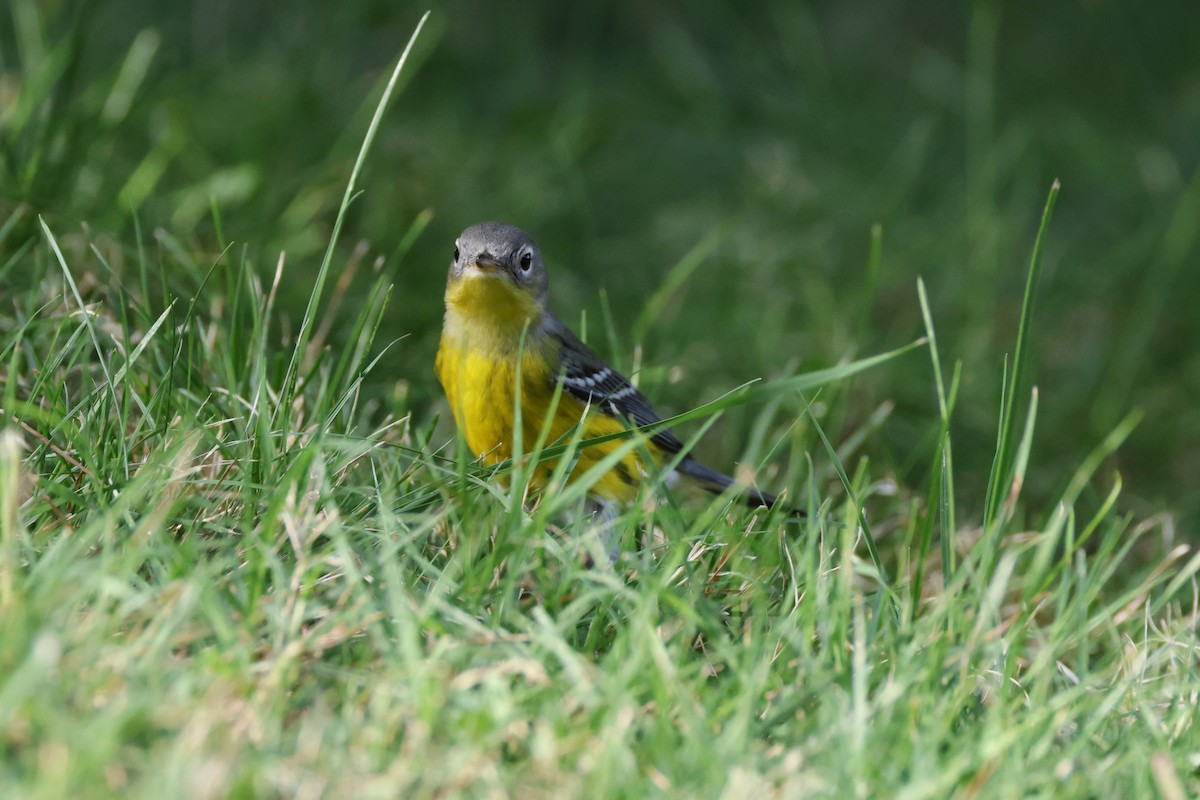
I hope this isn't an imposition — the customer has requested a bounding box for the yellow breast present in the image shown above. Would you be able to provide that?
[435,275,647,503]
[436,271,549,462]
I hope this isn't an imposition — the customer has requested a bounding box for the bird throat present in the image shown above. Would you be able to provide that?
[444,272,544,346]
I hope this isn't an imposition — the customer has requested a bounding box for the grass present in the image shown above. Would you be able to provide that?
[3,3,1200,798]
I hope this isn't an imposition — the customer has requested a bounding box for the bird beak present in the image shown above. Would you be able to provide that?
[470,253,504,272]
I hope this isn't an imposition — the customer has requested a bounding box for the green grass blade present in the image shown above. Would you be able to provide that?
[513,337,925,470]
[631,227,721,343]
[110,301,174,389]
[275,12,430,437]
[801,393,893,602]
[39,217,117,400]
[984,180,1060,529]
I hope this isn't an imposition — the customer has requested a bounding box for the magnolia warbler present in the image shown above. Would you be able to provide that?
[436,221,785,527]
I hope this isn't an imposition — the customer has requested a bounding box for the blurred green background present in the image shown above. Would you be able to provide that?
[4,0,1198,530]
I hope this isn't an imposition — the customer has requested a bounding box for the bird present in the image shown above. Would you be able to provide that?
[435,221,786,547]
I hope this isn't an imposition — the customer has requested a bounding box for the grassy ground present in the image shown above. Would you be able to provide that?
[3,2,1199,797]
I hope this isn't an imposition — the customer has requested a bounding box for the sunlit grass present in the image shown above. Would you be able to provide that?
[3,202,1197,796]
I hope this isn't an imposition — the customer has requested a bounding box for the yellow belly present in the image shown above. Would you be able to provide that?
[436,331,645,504]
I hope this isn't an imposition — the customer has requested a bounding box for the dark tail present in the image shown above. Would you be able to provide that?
[676,456,803,516]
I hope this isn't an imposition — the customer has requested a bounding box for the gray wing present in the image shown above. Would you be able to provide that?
[544,314,684,455]
[542,313,786,512]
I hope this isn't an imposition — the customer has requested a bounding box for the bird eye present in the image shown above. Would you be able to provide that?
[518,249,533,272]
[452,244,460,262]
